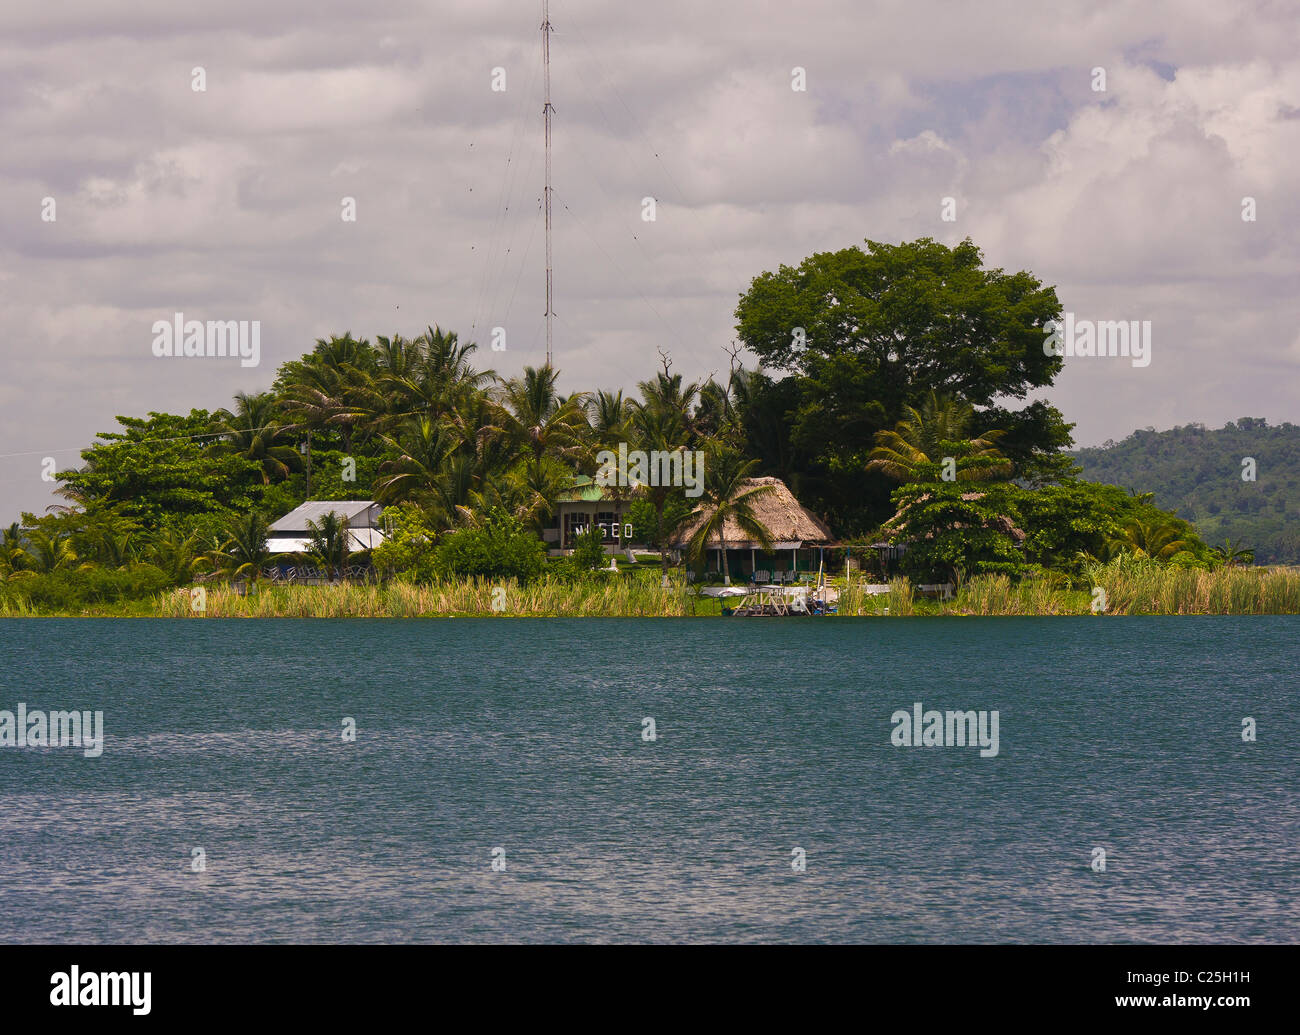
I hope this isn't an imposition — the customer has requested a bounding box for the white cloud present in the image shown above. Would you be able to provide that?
[1,0,1298,517]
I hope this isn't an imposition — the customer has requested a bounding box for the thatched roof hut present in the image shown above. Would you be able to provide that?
[670,477,835,549]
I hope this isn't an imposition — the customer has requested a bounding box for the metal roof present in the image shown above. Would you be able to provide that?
[267,528,385,553]
[269,501,379,531]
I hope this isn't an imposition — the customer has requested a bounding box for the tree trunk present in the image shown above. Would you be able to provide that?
[657,497,669,587]
[720,528,730,585]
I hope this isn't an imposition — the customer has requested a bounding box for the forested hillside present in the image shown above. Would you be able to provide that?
[1070,419,1300,564]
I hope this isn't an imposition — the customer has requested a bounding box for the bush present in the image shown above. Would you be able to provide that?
[434,512,546,582]
[889,482,1026,581]
[5,563,173,610]
[569,521,608,572]
[371,503,440,582]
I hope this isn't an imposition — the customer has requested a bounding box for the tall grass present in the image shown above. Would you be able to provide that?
[887,576,915,616]
[830,561,1300,617]
[958,574,1015,615]
[1086,559,1300,615]
[153,575,699,618]
[952,573,1083,615]
[0,589,37,616]
[834,575,909,615]
[944,561,1300,616]
[10,561,1300,618]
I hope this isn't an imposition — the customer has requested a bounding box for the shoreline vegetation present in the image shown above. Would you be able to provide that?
[4,561,1298,618]
[6,239,1297,618]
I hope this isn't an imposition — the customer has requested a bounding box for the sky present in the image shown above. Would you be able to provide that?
[2,0,1298,521]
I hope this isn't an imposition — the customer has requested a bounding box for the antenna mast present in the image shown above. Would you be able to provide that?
[541,0,554,367]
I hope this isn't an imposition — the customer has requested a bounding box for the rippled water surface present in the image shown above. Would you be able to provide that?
[0,617,1296,943]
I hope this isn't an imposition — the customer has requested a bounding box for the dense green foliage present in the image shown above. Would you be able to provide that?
[5,235,1282,614]
[1070,419,1300,564]
[371,503,439,582]
[568,521,609,573]
[56,410,266,525]
[2,564,173,611]
[433,511,547,581]
[887,482,1027,580]
[734,236,1076,533]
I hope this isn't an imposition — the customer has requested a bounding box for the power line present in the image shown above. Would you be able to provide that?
[469,36,542,341]
[0,401,488,464]
[551,188,691,355]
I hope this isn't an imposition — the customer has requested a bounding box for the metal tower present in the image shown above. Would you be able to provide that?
[541,0,554,366]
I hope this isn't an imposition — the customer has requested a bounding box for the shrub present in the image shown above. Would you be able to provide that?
[434,511,546,582]
[569,521,608,572]
[5,563,172,610]
[371,503,440,582]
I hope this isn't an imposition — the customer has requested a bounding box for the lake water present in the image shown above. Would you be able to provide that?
[0,617,1296,943]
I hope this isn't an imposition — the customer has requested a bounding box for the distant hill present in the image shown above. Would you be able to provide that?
[1069,418,1300,564]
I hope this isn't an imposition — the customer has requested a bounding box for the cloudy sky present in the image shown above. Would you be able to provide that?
[2,0,1297,521]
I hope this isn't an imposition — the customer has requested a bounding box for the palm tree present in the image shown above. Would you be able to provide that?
[686,451,775,584]
[147,529,205,584]
[375,416,462,516]
[730,368,802,490]
[279,367,377,455]
[867,392,1011,483]
[218,513,272,582]
[1105,518,1194,561]
[94,529,136,570]
[274,333,383,454]
[635,367,701,445]
[373,333,418,381]
[441,381,511,477]
[507,456,576,534]
[589,389,630,447]
[376,327,493,430]
[21,529,80,575]
[1210,538,1255,568]
[417,326,493,402]
[585,389,637,549]
[303,512,350,581]
[499,365,588,471]
[693,377,741,443]
[495,366,588,531]
[1,524,27,577]
[627,397,692,584]
[210,391,303,484]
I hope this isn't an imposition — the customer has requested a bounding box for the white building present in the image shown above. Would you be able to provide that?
[266,501,387,554]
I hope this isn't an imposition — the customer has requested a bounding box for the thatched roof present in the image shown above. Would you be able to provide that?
[670,477,835,549]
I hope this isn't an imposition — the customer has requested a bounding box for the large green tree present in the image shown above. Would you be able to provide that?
[735,237,1071,532]
[56,411,264,528]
